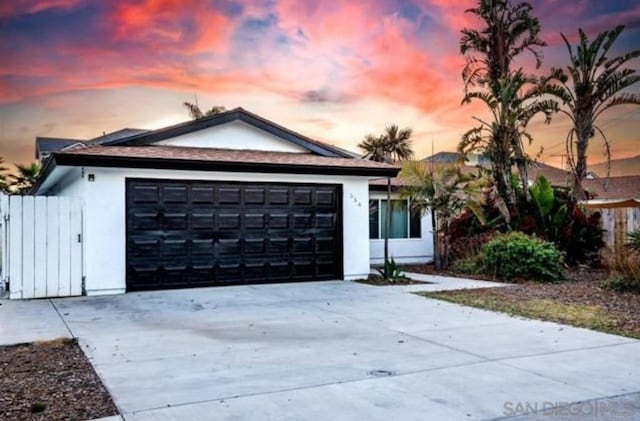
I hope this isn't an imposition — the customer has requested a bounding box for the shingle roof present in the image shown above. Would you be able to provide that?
[583,176,640,200]
[86,128,149,146]
[35,137,85,159]
[52,145,398,176]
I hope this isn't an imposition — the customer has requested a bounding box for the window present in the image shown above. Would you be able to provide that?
[369,199,421,239]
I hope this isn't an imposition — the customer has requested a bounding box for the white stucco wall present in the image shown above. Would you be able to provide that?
[369,191,434,264]
[156,120,309,153]
[50,167,371,295]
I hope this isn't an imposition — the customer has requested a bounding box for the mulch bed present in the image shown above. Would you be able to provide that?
[0,338,118,421]
[355,274,429,286]
[422,268,640,339]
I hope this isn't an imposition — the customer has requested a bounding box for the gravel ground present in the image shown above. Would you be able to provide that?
[0,338,118,421]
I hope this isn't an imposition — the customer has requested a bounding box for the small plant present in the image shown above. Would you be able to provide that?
[30,401,46,413]
[376,258,405,280]
[604,248,640,293]
[482,232,564,282]
[627,229,640,252]
[450,256,483,276]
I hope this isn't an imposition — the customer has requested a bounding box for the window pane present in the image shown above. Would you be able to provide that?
[369,200,379,239]
[381,200,408,239]
[410,208,421,238]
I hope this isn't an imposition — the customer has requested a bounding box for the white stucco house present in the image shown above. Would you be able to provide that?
[31,108,433,295]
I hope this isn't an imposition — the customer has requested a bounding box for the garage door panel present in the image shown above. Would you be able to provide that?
[218,187,241,204]
[191,213,215,230]
[126,180,341,291]
[131,185,159,203]
[218,213,241,229]
[162,185,188,203]
[245,188,266,204]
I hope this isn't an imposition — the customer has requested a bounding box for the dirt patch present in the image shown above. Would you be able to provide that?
[404,263,498,282]
[0,338,118,421]
[355,275,430,286]
[420,270,640,339]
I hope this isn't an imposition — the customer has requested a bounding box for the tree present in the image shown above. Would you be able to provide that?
[358,125,413,273]
[460,70,558,222]
[0,157,10,193]
[400,162,474,269]
[10,162,41,194]
[540,25,640,200]
[183,102,226,120]
[460,0,547,208]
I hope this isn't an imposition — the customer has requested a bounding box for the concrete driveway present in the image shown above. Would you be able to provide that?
[4,280,640,420]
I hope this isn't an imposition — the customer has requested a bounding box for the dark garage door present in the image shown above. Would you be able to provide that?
[126,179,342,291]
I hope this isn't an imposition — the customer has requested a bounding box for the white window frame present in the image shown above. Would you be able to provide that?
[369,198,421,240]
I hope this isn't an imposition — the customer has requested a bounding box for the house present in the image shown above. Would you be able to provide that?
[30,108,434,296]
[582,175,640,249]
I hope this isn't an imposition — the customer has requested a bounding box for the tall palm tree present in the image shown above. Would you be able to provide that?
[461,70,558,221]
[10,162,41,194]
[460,0,546,206]
[358,125,413,272]
[183,102,226,120]
[540,25,640,200]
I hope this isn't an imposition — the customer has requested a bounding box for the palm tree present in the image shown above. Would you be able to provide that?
[460,0,547,206]
[540,25,640,200]
[10,162,41,194]
[0,157,10,193]
[183,102,226,120]
[460,70,558,221]
[400,162,475,269]
[358,125,413,272]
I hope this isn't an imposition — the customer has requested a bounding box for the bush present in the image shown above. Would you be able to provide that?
[449,231,497,261]
[627,229,640,252]
[450,256,484,276]
[604,248,640,293]
[482,232,564,282]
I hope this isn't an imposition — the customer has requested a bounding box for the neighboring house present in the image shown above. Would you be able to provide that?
[582,176,640,249]
[30,108,435,296]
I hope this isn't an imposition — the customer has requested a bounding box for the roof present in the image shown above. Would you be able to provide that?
[99,107,352,158]
[33,145,399,193]
[86,128,148,146]
[423,152,492,166]
[583,175,640,201]
[35,137,84,158]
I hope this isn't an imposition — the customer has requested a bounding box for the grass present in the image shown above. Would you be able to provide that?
[418,290,635,339]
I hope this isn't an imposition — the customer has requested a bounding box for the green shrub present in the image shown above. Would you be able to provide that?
[627,229,640,252]
[450,256,484,276]
[604,248,640,293]
[606,276,640,294]
[376,258,404,280]
[482,232,564,282]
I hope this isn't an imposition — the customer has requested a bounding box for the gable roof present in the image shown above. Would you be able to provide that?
[86,128,149,146]
[100,107,352,158]
[35,137,84,159]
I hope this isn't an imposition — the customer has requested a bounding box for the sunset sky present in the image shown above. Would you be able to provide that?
[1,0,639,169]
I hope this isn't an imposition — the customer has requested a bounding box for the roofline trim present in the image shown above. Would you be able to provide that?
[33,153,398,192]
[101,108,352,158]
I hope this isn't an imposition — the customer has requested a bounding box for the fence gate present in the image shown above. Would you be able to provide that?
[0,195,83,299]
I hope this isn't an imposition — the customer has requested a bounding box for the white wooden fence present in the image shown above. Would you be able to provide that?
[0,195,83,299]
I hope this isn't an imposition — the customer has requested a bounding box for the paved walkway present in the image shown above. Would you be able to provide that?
[1,279,639,420]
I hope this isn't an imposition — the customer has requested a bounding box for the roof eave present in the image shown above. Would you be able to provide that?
[51,153,400,178]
